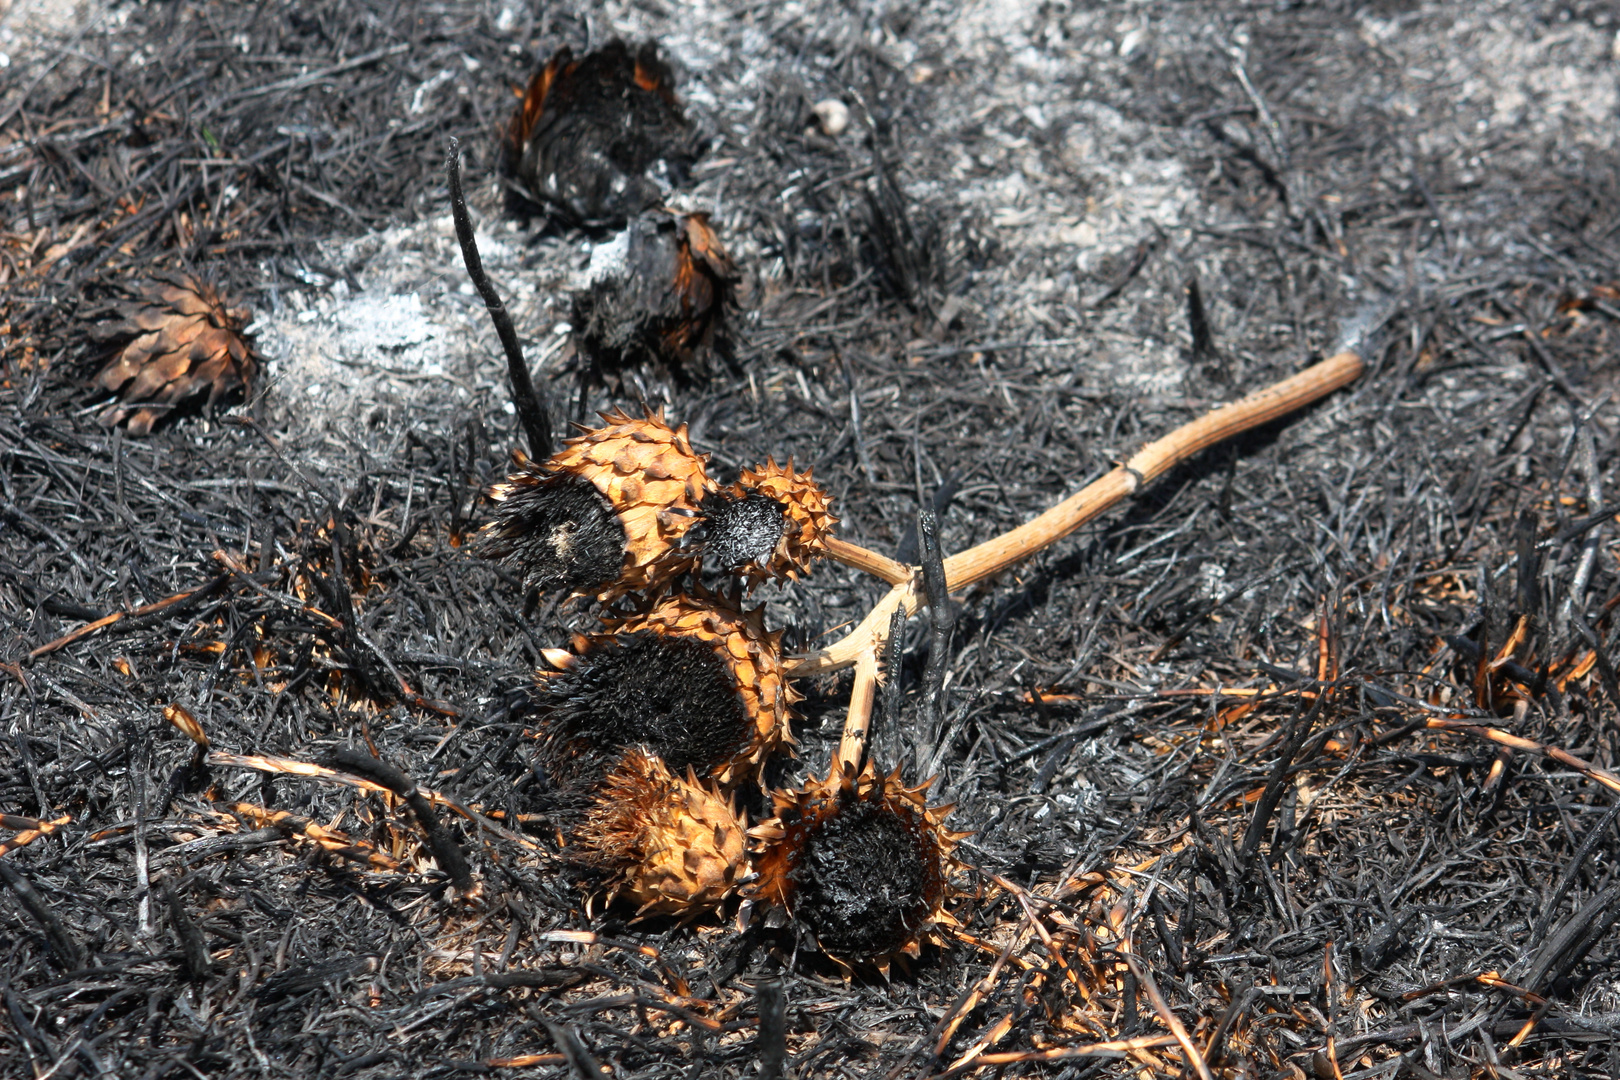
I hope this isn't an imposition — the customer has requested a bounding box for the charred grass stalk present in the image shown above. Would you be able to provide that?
[447,137,552,459]
[326,747,474,895]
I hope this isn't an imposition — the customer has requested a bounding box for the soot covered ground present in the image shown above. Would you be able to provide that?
[4,1,1620,1077]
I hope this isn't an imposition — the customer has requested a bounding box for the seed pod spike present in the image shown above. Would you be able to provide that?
[504,40,695,228]
[531,589,793,788]
[701,458,836,588]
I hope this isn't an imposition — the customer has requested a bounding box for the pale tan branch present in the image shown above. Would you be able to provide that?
[943,350,1364,592]
[837,644,882,772]
[822,535,915,586]
[786,351,1364,677]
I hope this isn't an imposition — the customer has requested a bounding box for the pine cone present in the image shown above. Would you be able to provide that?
[503,40,695,228]
[700,459,835,588]
[531,589,796,788]
[90,273,258,434]
[571,212,736,384]
[573,747,749,917]
[475,406,714,601]
[748,761,965,973]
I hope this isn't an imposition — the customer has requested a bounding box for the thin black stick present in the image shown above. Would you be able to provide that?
[755,979,787,1080]
[1532,797,1620,943]
[327,747,473,892]
[1185,274,1216,360]
[0,860,84,969]
[875,603,907,771]
[446,138,552,459]
[918,509,954,768]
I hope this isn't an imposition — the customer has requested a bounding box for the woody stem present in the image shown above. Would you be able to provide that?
[836,643,882,774]
[787,350,1366,677]
[822,536,913,586]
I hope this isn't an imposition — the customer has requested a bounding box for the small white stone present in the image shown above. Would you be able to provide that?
[812,98,849,137]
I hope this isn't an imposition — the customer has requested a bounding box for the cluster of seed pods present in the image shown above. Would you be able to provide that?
[475,408,965,972]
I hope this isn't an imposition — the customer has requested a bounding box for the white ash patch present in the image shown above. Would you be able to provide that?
[585,228,632,285]
[251,207,575,443]
[1361,8,1620,149]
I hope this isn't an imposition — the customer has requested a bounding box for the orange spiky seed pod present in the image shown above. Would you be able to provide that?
[502,40,694,228]
[475,407,714,600]
[573,748,750,916]
[700,460,836,588]
[606,590,796,784]
[90,273,259,435]
[572,212,736,383]
[749,762,964,971]
[531,591,795,788]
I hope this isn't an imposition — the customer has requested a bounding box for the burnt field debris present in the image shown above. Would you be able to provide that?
[4,0,1620,1078]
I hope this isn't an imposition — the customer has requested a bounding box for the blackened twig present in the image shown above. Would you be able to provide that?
[327,747,473,892]
[1523,883,1620,994]
[1237,699,1320,882]
[542,1020,609,1080]
[446,138,551,459]
[1531,798,1620,944]
[1125,953,1215,1080]
[878,604,908,764]
[0,859,84,969]
[755,979,787,1080]
[1185,275,1216,361]
[166,886,212,980]
[918,509,954,766]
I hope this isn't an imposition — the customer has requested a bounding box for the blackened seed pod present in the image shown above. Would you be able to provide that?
[571,212,736,384]
[532,588,796,788]
[699,459,836,589]
[474,407,715,601]
[572,747,750,917]
[503,40,696,229]
[749,762,964,974]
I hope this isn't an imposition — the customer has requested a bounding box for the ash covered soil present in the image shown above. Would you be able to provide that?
[4,1,1620,1077]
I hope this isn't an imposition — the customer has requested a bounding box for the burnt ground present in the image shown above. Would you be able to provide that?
[4,0,1620,1077]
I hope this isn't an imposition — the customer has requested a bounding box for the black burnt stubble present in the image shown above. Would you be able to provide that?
[791,799,931,960]
[475,472,626,594]
[536,632,750,782]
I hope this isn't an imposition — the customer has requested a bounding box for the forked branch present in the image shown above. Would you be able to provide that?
[787,350,1365,677]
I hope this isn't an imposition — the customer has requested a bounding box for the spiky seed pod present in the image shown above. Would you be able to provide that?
[702,459,836,588]
[571,212,736,384]
[531,590,795,789]
[475,407,714,600]
[749,762,964,972]
[502,40,695,228]
[90,273,259,435]
[606,590,796,784]
[573,747,749,916]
